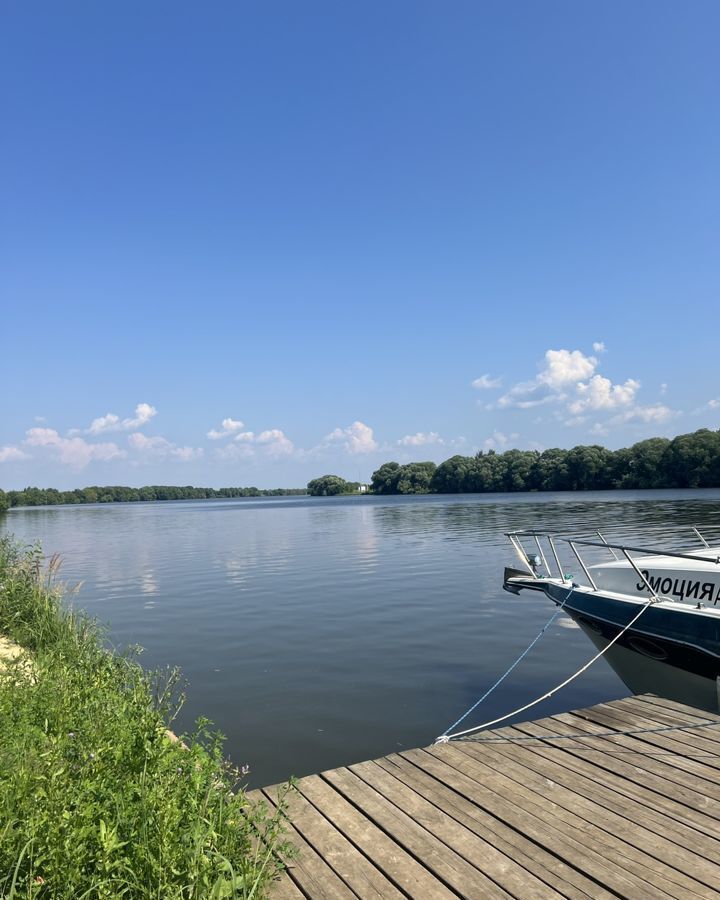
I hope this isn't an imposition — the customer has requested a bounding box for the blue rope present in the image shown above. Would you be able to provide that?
[437,585,574,740]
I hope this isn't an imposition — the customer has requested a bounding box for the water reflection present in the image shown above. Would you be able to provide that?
[3,489,720,788]
[140,572,158,594]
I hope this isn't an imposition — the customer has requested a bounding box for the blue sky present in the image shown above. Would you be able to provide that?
[3,2,719,489]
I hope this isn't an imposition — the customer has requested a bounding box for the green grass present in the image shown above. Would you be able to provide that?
[0,536,294,898]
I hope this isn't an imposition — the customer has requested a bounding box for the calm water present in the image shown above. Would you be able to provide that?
[3,490,720,787]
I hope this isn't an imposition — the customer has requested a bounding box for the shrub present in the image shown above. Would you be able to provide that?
[0,536,293,898]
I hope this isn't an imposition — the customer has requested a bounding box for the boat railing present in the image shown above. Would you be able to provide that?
[505,528,720,600]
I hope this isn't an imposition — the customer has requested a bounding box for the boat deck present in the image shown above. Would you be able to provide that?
[260,694,720,898]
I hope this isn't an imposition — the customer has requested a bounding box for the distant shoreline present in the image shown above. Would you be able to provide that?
[0,485,307,510]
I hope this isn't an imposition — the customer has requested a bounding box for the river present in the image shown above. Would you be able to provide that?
[3,489,719,787]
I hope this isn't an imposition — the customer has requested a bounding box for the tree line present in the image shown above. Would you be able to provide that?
[3,428,720,513]
[0,484,307,511]
[370,428,720,494]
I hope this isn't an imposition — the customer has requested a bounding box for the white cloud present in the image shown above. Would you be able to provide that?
[128,432,203,461]
[567,375,640,415]
[214,428,295,461]
[398,432,444,447]
[483,431,518,450]
[497,349,598,409]
[539,349,598,389]
[215,442,255,461]
[691,398,720,415]
[89,414,121,433]
[497,379,556,410]
[322,421,378,455]
[25,428,125,469]
[660,383,668,396]
[472,374,502,390]
[609,404,674,425]
[495,347,678,433]
[256,429,295,457]
[207,417,245,440]
[0,446,30,463]
[172,446,205,462]
[88,402,157,435]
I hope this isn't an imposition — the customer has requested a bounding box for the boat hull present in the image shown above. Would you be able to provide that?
[573,613,720,712]
[546,581,720,713]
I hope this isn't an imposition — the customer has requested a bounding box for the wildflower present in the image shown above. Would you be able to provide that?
[88,752,95,760]
[67,732,75,738]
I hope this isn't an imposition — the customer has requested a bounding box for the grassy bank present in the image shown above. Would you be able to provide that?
[0,536,292,898]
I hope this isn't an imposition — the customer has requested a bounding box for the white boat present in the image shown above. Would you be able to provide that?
[503,528,720,713]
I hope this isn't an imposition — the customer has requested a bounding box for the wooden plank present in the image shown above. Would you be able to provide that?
[438,741,704,899]
[376,752,607,900]
[548,708,720,800]
[408,746,664,898]
[507,716,720,832]
[259,788,357,900]
[582,703,719,790]
[590,698,720,742]
[245,788,307,899]
[613,696,720,748]
[559,699,720,763]
[634,694,720,726]
[324,765,512,899]
[263,784,404,899]
[349,758,558,899]
[610,695,720,734]
[298,773,459,900]
[628,694,720,719]
[573,705,720,790]
[452,740,719,898]
[468,731,720,896]
[546,702,720,763]
[634,695,720,723]
[256,695,720,900]
[267,872,306,899]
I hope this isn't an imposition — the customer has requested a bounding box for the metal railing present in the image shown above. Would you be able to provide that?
[506,527,720,604]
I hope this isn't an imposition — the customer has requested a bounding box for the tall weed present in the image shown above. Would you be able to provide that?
[0,536,293,898]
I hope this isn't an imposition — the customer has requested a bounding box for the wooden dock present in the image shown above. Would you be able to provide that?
[260,694,720,898]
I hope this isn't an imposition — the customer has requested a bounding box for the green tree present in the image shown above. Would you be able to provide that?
[395,462,436,494]
[429,456,474,492]
[661,429,720,488]
[621,438,671,488]
[501,449,540,491]
[307,475,351,496]
[371,462,402,494]
[470,451,508,492]
[531,449,570,491]
[565,445,614,490]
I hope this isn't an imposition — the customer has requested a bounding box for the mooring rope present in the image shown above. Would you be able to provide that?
[436,588,657,743]
[435,585,574,741]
